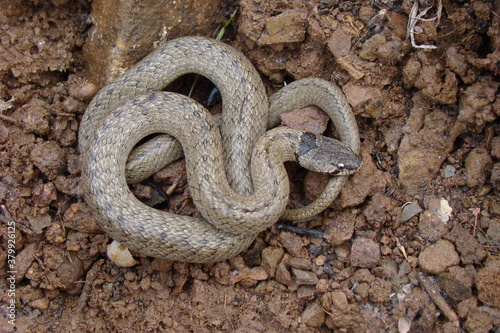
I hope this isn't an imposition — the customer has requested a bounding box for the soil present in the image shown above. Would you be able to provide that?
[1,0,499,332]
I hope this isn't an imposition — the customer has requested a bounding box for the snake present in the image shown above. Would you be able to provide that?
[79,36,361,263]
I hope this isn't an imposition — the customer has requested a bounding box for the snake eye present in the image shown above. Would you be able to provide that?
[338,163,345,169]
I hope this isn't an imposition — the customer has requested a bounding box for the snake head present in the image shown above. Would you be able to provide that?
[297,132,362,176]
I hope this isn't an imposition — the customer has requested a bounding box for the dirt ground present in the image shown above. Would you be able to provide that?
[1,0,499,332]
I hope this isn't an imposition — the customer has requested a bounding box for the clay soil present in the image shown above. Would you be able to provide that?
[1,0,499,332]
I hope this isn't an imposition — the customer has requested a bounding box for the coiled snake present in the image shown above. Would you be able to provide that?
[79,37,361,263]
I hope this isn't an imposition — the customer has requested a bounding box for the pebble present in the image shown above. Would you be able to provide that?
[401,201,422,222]
[275,263,294,288]
[437,266,473,301]
[492,136,500,159]
[418,240,460,274]
[288,257,313,270]
[30,140,67,180]
[465,148,493,187]
[280,106,329,134]
[261,246,284,278]
[350,238,380,268]
[29,298,50,311]
[486,219,500,247]
[297,285,315,299]
[63,203,102,233]
[418,210,449,242]
[292,268,318,285]
[446,224,487,264]
[369,278,392,303]
[476,259,500,308]
[444,165,456,178]
[301,301,325,327]
[327,28,351,58]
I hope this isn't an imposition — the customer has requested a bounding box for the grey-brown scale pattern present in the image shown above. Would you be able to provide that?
[79,37,361,262]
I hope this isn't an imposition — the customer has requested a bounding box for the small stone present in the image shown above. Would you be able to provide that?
[418,240,460,274]
[401,201,422,222]
[292,268,318,285]
[324,213,356,246]
[446,224,487,264]
[350,238,380,268]
[427,198,453,223]
[30,140,67,180]
[418,210,449,242]
[327,28,351,58]
[29,298,50,311]
[437,266,473,301]
[288,257,313,270]
[280,106,329,134]
[476,260,500,308]
[301,301,325,327]
[464,308,493,333]
[457,297,478,318]
[275,262,294,287]
[465,148,493,187]
[261,246,284,278]
[63,203,102,233]
[444,165,456,178]
[321,291,348,312]
[140,276,151,291]
[369,278,392,303]
[258,10,307,45]
[56,257,84,294]
[343,83,382,116]
[297,285,315,299]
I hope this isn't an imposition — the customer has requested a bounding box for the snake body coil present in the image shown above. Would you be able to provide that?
[80,37,361,263]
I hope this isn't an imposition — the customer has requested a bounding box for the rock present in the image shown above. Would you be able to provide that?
[457,297,478,318]
[280,106,329,134]
[464,308,493,333]
[401,201,422,222]
[418,210,449,242]
[324,211,356,246]
[350,238,380,268]
[363,194,401,228]
[84,0,222,87]
[369,278,392,303]
[427,198,453,223]
[29,298,50,311]
[288,257,313,271]
[261,246,284,278]
[30,140,67,180]
[437,266,473,301]
[257,10,307,45]
[321,291,348,313]
[15,243,38,281]
[342,83,382,117]
[292,268,318,285]
[297,285,315,299]
[398,94,460,188]
[446,224,487,264]
[275,262,294,287]
[277,232,307,257]
[56,257,84,294]
[464,148,493,187]
[32,182,57,208]
[301,301,325,327]
[63,203,102,233]
[151,258,173,272]
[458,77,499,131]
[418,240,460,274]
[444,165,456,178]
[476,259,500,308]
[327,28,351,59]
[11,101,51,135]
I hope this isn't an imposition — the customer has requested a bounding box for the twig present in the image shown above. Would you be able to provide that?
[407,0,442,49]
[418,273,459,326]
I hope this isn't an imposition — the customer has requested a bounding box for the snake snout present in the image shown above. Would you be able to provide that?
[297,132,361,175]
